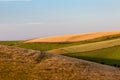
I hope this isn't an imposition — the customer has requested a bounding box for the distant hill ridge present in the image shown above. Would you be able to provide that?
[25,30,120,43]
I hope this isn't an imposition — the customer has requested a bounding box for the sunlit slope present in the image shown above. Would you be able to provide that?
[48,38,120,54]
[0,45,120,80]
[25,30,120,43]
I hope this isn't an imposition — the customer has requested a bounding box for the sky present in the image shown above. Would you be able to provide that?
[0,0,120,40]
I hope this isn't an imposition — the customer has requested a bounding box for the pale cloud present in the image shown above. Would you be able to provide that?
[0,0,31,1]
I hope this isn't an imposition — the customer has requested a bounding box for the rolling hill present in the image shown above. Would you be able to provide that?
[4,30,118,52]
[25,30,120,43]
[1,30,120,52]
[0,45,120,80]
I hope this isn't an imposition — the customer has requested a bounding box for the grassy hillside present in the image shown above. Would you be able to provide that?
[48,38,120,54]
[63,45,120,67]
[0,45,40,80]
[0,41,19,46]
[18,42,77,51]
[0,45,120,80]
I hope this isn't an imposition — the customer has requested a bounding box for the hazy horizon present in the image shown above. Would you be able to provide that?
[0,0,120,40]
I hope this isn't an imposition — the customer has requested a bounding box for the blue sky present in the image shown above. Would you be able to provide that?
[0,0,120,40]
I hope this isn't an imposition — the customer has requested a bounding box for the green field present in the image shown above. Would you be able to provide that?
[18,42,78,51]
[63,45,120,67]
[0,41,19,46]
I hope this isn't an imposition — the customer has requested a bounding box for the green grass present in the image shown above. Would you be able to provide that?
[63,45,120,67]
[17,42,77,51]
[0,41,19,46]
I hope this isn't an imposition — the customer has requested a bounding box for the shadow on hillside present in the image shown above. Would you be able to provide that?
[63,55,120,67]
